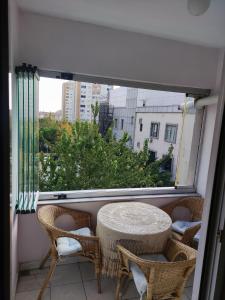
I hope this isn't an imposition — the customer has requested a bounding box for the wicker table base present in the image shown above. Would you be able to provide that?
[97,202,172,277]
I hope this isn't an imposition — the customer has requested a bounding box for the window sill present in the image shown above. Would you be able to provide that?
[38,190,199,205]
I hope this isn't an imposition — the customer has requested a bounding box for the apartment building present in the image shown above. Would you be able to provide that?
[80,82,111,121]
[111,87,137,147]
[62,81,80,122]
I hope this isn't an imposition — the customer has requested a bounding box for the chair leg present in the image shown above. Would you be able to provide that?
[39,249,51,269]
[37,257,57,300]
[95,261,102,294]
[116,272,124,300]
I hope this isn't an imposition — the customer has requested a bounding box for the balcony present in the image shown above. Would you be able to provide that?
[16,260,193,300]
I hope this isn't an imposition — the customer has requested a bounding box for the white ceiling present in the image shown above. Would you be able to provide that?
[17,0,225,48]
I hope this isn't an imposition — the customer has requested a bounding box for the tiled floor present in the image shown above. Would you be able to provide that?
[16,262,193,300]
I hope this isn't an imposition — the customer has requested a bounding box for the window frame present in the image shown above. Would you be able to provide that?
[164,123,178,144]
[121,118,124,130]
[38,69,211,200]
[114,118,118,129]
[150,122,160,139]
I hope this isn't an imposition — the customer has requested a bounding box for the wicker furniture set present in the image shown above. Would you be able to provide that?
[37,197,203,300]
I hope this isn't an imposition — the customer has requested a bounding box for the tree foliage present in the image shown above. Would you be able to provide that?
[39,117,174,191]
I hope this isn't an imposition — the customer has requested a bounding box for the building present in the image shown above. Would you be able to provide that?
[79,82,111,122]
[62,81,80,122]
[111,87,138,147]
[110,87,191,178]
[98,101,114,136]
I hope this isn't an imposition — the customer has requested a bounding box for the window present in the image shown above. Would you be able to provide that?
[160,155,172,172]
[150,122,160,139]
[81,95,86,98]
[114,118,118,129]
[165,124,178,144]
[39,76,203,197]
[139,118,143,131]
[149,150,157,162]
[121,119,124,130]
[143,100,146,107]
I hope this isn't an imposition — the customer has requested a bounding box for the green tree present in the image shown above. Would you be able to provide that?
[39,117,174,191]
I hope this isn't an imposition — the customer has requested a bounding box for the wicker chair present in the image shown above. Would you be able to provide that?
[161,197,204,247]
[37,205,101,300]
[116,239,196,300]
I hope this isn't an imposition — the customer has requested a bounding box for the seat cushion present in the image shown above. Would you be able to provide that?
[194,229,201,242]
[172,220,202,235]
[130,254,168,299]
[56,227,91,256]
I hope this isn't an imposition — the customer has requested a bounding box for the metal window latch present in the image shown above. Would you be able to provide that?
[53,193,67,200]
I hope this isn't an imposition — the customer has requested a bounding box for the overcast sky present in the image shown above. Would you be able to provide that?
[39,77,67,112]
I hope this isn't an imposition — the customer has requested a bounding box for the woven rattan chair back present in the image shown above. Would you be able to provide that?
[162,196,204,222]
[116,239,196,300]
[37,205,101,300]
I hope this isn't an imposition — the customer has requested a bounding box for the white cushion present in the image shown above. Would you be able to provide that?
[172,220,202,235]
[194,229,201,242]
[56,227,91,256]
[130,254,168,299]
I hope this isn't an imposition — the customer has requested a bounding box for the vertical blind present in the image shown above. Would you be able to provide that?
[15,63,39,213]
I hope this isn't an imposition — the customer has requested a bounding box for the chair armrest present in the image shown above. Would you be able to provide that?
[165,239,197,261]
[182,224,201,245]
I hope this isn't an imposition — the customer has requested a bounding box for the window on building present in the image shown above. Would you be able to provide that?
[160,155,172,172]
[149,150,157,162]
[81,85,86,88]
[139,118,143,131]
[80,105,85,108]
[131,116,134,125]
[137,142,140,149]
[81,95,86,98]
[164,124,178,144]
[143,100,146,107]
[121,119,124,130]
[150,122,160,138]
[114,118,118,129]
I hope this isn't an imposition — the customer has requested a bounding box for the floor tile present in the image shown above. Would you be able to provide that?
[50,263,82,287]
[84,278,116,300]
[182,293,190,300]
[184,286,193,299]
[51,283,86,300]
[186,271,194,288]
[17,273,49,293]
[120,279,139,300]
[16,288,50,300]
[79,261,96,281]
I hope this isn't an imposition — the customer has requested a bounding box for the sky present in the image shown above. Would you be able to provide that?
[39,77,67,112]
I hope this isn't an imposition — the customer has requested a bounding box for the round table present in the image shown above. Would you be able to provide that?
[96,202,172,277]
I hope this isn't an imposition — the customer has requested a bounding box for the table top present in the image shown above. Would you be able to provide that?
[97,202,172,236]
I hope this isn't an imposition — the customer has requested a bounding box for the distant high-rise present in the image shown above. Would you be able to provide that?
[62,81,80,122]
[79,82,111,122]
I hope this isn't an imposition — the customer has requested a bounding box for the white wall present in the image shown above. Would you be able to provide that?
[18,196,180,264]
[18,11,220,90]
[134,112,183,178]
